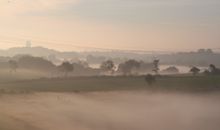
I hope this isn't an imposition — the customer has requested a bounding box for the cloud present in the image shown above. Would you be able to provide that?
[0,0,79,16]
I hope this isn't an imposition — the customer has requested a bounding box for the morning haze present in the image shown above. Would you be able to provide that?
[0,0,220,51]
[0,0,220,130]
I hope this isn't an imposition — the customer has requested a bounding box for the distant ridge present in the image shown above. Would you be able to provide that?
[6,46,59,56]
[0,46,78,58]
[0,46,219,67]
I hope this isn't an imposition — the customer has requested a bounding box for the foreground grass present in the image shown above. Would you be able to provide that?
[1,92,220,130]
[0,113,37,130]
[0,75,220,93]
[0,76,220,130]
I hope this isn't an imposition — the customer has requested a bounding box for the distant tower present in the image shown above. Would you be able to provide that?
[26,40,32,48]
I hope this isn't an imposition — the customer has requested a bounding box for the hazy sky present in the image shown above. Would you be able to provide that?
[0,0,219,51]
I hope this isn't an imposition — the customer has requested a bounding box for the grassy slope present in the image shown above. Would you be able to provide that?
[0,75,220,93]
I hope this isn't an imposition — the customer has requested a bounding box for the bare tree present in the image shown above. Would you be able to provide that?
[152,59,160,74]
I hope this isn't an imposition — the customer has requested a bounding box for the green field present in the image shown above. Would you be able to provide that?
[0,75,220,93]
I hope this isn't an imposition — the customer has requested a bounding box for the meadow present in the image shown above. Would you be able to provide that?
[1,91,220,130]
[0,74,220,93]
[0,71,220,130]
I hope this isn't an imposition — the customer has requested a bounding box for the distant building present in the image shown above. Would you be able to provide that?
[26,41,32,48]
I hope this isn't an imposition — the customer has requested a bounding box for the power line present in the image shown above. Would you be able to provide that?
[0,34,219,53]
[0,35,156,53]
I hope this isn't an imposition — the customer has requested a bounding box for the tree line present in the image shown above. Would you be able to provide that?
[4,55,220,77]
[5,55,162,76]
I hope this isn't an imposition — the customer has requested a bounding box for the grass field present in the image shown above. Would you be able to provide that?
[1,92,220,130]
[0,75,220,93]
[0,74,220,130]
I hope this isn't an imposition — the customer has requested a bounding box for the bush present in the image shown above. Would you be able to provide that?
[145,74,156,85]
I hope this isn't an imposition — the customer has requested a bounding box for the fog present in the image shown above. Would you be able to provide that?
[1,92,220,130]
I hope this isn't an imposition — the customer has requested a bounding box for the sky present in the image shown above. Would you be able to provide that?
[0,0,219,51]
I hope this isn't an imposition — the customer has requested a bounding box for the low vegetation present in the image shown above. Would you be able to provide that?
[0,75,219,94]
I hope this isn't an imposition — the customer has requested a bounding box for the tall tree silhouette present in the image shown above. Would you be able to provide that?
[152,59,160,74]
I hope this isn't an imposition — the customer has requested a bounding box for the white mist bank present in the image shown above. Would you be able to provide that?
[0,92,220,130]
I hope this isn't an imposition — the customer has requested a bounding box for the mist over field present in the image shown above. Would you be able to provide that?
[0,45,219,130]
[0,49,219,130]
[1,92,220,130]
[1,0,220,129]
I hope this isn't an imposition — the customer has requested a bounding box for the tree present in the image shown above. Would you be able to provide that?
[118,60,140,75]
[206,49,213,54]
[58,61,74,77]
[152,59,160,74]
[8,60,18,72]
[100,60,115,74]
[18,55,55,72]
[203,69,210,75]
[197,49,206,53]
[209,64,220,75]
[145,74,156,85]
[162,66,179,74]
[190,66,200,76]
[209,64,217,73]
